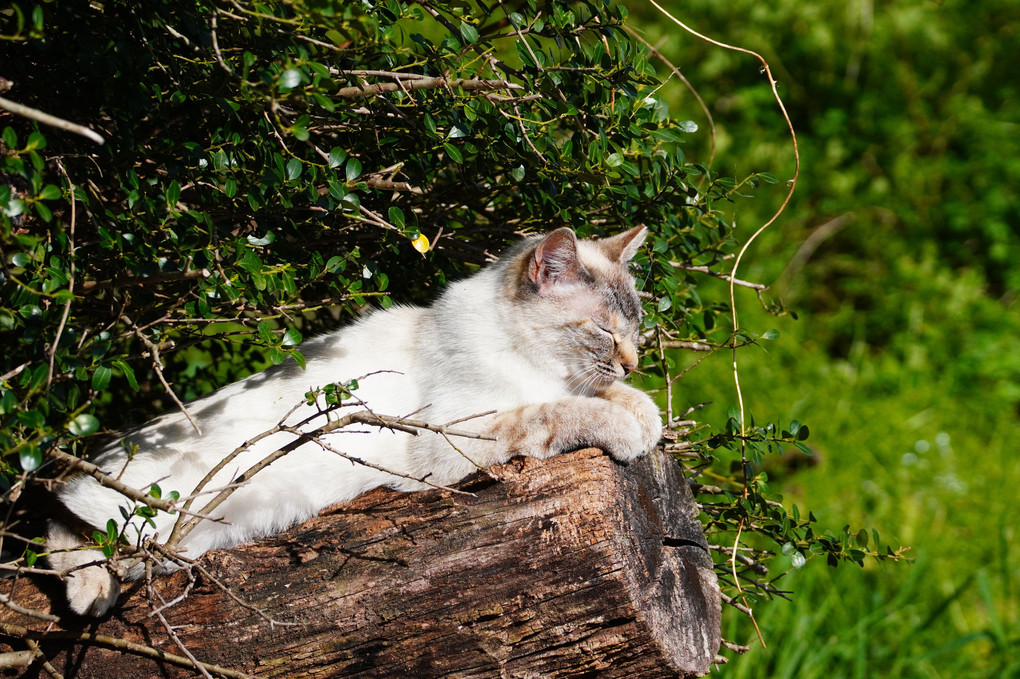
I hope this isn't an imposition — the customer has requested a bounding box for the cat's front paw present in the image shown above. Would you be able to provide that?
[600,383,663,458]
[599,412,648,462]
[66,564,121,617]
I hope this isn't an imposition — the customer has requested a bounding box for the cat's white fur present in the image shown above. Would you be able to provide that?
[48,226,662,616]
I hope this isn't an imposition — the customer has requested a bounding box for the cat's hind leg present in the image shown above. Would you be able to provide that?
[47,520,121,616]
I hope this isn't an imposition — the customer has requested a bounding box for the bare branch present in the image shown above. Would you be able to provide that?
[131,325,202,435]
[0,96,105,145]
[45,448,222,524]
[336,77,522,99]
[0,592,61,624]
[670,263,766,291]
[78,268,211,295]
[0,622,252,679]
[660,340,714,352]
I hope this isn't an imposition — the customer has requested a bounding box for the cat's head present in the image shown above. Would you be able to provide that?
[506,226,647,396]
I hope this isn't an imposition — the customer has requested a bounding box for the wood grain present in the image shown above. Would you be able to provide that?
[0,448,719,678]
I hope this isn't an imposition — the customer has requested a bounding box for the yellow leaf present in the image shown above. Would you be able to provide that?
[411,233,430,254]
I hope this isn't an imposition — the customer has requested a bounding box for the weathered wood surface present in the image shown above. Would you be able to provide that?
[1,448,720,678]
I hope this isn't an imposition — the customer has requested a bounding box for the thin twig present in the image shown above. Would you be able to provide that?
[284,427,478,496]
[0,592,61,623]
[650,4,800,652]
[0,622,252,679]
[0,650,35,670]
[209,13,234,78]
[47,161,75,391]
[0,96,104,145]
[336,77,521,99]
[146,562,214,679]
[23,638,63,679]
[671,263,766,291]
[0,363,28,382]
[78,268,211,295]
[45,448,222,523]
[132,325,202,434]
[623,25,717,167]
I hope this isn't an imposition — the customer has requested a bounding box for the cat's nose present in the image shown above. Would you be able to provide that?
[621,360,637,375]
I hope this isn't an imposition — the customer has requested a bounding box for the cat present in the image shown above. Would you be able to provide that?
[47,226,663,616]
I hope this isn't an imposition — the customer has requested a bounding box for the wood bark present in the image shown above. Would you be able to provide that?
[0,448,720,678]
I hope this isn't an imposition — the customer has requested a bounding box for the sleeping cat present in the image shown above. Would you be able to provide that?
[47,226,662,616]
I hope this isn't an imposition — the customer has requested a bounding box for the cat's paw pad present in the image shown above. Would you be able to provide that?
[66,564,121,617]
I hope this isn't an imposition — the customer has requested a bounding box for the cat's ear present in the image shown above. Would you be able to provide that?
[600,226,647,263]
[529,227,585,292]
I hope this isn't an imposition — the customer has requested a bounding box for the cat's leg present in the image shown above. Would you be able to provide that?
[486,395,654,463]
[47,521,122,616]
[596,382,664,457]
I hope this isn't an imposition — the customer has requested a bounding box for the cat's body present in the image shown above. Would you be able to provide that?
[48,226,662,616]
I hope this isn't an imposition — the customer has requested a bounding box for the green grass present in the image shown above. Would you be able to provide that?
[673,286,1020,678]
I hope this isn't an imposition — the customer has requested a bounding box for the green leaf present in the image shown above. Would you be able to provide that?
[286,158,302,180]
[444,142,463,164]
[280,68,302,89]
[34,202,53,222]
[761,329,780,341]
[388,206,405,229]
[166,180,181,207]
[3,199,25,218]
[223,177,237,198]
[328,147,346,169]
[247,232,275,246]
[111,358,139,391]
[460,21,479,44]
[282,328,302,347]
[19,446,41,472]
[325,255,345,273]
[68,413,100,436]
[38,184,62,201]
[794,441,813,456]
[91,365,112,391]
[346,157,363,181]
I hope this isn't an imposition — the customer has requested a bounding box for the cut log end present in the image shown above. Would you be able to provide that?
[1,448,720,678]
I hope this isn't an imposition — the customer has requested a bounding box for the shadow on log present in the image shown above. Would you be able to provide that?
[0,448,720,678]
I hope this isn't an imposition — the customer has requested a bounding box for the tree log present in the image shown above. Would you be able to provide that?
[0,448,720,678]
